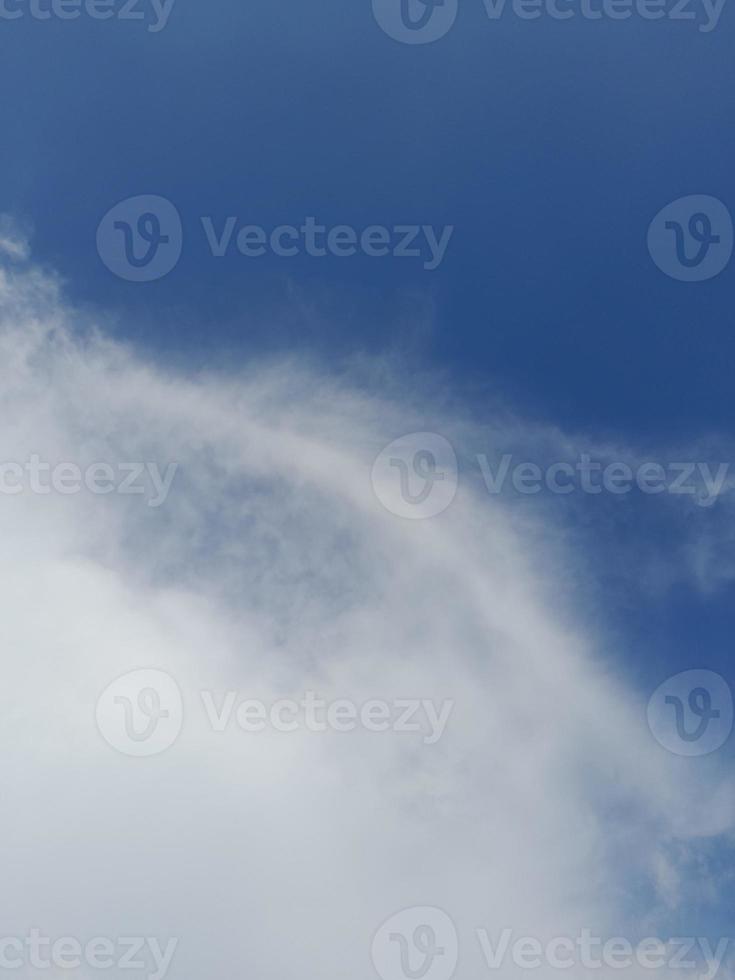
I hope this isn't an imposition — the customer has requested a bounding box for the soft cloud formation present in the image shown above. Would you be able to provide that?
[0,215,31,262]
[0,248,731,980]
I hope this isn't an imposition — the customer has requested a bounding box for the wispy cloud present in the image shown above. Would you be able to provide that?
[0,214,31,262]
[0,246,731,979]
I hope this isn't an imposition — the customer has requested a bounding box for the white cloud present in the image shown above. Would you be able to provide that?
[0,214,31,262]
[0,251,731,980]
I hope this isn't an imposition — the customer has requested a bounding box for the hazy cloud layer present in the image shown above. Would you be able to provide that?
[0,248,732,980]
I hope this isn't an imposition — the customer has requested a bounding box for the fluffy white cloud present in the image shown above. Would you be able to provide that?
[0,248,731,980]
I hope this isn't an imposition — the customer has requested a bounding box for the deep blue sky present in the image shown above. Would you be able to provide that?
[2,0,733,436]
[2,0,734,847]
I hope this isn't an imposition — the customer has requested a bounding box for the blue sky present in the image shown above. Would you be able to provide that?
[0,0,733,973]
[3,0,726,702]
[2,0,733,433]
